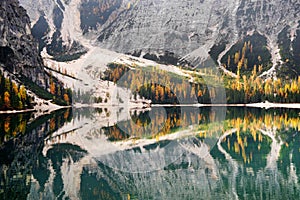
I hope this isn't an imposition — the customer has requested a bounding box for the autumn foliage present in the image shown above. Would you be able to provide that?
[0,70,32,110]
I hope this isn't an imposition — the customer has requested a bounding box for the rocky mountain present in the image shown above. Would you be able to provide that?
[19,0,134,61]
[0,0,48,88]
[19,0,300,77]
[97,0,300,76]
[0,0,70,107]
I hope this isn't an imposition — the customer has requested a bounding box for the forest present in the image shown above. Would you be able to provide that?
[0,70,73,111]
[219,33,272,76]
[104,63,300,104]
[0,70,32,110]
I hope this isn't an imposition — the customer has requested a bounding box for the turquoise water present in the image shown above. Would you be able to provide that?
[0,107,300,199]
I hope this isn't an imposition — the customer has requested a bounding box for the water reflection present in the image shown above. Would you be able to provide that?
[1,107,300,199]
[0,109,72,200]
[0,114,30,144]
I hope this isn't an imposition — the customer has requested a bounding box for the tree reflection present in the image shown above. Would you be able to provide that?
[0,108,73,200]
[2,107,300,199]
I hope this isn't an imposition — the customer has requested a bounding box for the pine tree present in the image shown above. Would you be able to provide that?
[50,79,55,95]
[4,91,10,108]
[234,51,240,65]
[63,93,70,105]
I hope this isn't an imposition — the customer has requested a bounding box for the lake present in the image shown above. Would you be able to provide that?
[0,107,300,199]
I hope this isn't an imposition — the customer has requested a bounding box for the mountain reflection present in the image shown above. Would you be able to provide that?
[1,107,300,199]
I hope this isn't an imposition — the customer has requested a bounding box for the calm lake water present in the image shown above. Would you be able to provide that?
[0,107,300,199]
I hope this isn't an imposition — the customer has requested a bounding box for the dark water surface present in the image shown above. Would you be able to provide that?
[0,107,300,199]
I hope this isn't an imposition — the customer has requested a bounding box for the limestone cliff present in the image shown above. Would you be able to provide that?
[19,0,300,75]
[0,0,69,104]
[0,0,48,88]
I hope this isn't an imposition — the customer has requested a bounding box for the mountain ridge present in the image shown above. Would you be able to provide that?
[0,0,72,109]
[19,0,300,77]
[0,0,46,87]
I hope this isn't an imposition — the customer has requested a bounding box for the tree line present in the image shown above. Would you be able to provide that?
[103,62,300,104]
[220,32,272,76]
[0,70,32,110]
[49,74,72,106]
[225,68,300,103]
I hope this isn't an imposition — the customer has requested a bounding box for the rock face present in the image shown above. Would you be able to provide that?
[97,0,300,66]
[18,0,129,61]
[98,0,224,58]
[19,0,300,74]
[0,0,50,88]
